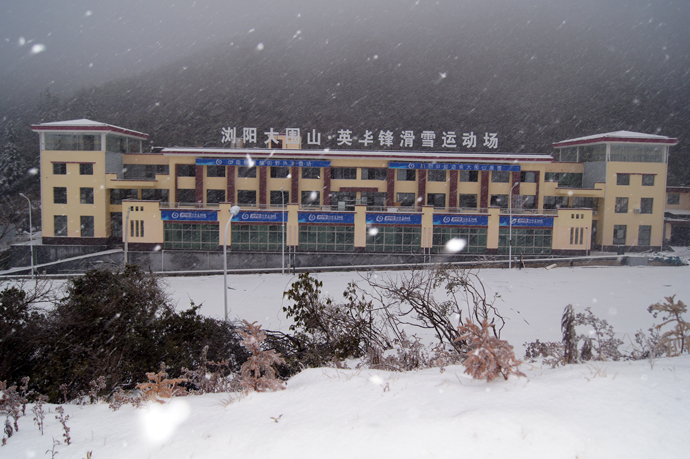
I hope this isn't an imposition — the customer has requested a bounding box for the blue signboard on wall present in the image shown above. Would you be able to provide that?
[366,213,422,225]
[161,209,218,222]
[433,215,489,226]
[499,216,553,227]
[232,211,286,223]
[388,162,520,172]
[298,212,355,224]
[196,158,331,168]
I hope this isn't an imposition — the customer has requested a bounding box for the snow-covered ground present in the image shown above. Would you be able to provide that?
[4,259,690,458]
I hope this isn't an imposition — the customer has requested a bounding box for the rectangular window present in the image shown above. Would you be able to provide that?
[490,194,508,209]
[427,193,446,208]
[141,189,169,204]
[45,133,101,151]
[521,195,536,209]
[642,174,655,186]
[301,190,321,206]
[206,189,226,204]
[366,226,422,253]
[110,188,139,205]
[110,212,122,238]
[427,170,447,182]
[231,224,284,252]
[237,190,257,206]
[571,197,595,208]
[177,164,196,177]
[668,193,680,205]
[330,191,356,210]
[520,171,537,183]
[361,168,387,180]
[206,165,226,177]
[123,164,155,179]
[615,197,628,213]
[459,170,479,182]
[302,167,321,179]
[80,187,94,204]
[53,163,67,175]
[54,215,68,237]
[270,166,290,178]
[545,172,583,188]
[610,144,665,163]
[155,165,170,175]
[613,225,627,245]
[79,163,93,175]
[432,227,487,254]
[397,169,416,181]
[177,189,196,204]
[396,192,416,207]
[298,225,355,252]
[640,198,653,214]
[80,216,94,237]
[270,190,289,207]
[498,228,552,255]
[164,222,219,250]
[361,192,387,209]
[54,187,67,204]
[238,166,257,178]
[491,171,510,183]
[458,194,478,209]
[331,167,357,180]
[543,196,568,209]
[638,225,652,246]
[617,174,630,186]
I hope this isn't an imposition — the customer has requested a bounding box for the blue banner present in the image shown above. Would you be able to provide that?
[433,215,489,226]
[499,216,553,227]
[232,211,286,223]
[196,158,332,168]
[298,212,355,224]
[161,209,218,222]
[366,213,422,225]
[388,162,520,172]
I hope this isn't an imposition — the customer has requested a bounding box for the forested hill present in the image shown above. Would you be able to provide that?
[2,24,690,189]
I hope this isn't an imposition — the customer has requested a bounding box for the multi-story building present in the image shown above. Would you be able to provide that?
[31,120,678,257]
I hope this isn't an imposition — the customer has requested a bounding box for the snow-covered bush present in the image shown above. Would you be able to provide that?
[238,321,285,392]
[456,319,524,381]
[648,295,690,356]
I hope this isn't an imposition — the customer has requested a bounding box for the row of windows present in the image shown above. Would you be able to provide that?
[432,227,487,253]
[163,223,219,250]
[53,215,94,237]
[555,145,665,163]
[299,226,354,252]
[498,228,552,255]
[614,197,653,214]
[53,162,93,175]
[613,225,652,246]
[616,173,655,186]
[53,187,94,204]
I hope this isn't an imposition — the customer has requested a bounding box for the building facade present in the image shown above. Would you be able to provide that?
[31,120,678,256]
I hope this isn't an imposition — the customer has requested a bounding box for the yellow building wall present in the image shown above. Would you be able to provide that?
[121,200,163,245]
[41,150,108,238]
[552,209,593,251]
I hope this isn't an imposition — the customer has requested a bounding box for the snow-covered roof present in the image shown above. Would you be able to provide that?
[553,131,678,148]
[161,147,554,163]
[30,119,149,139]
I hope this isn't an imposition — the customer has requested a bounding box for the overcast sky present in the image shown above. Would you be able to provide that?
[1,0,689,107]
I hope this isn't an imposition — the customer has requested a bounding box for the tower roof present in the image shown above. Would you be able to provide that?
[553,131,677,148]
[31,119,149,139]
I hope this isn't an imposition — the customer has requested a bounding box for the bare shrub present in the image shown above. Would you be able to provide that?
[575,307,624,361]
[648,295,690,356]
[238,321,285,392]
[456,319,524,381]
[135,369,188,402]
[523,339,564,368]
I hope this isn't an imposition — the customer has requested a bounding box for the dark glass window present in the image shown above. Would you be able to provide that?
[613,225,627,245]
[396,192,416,206]
[301,190,321,206]
[177,164,196,177]
[615,197,628,213]
[270,166,290,178]
[53,163,67,175]
[668,193,680,205]
[640,198,653,214]
[80,187,94,204]
[427,193,446,208]
[206,189,226,204]
[206,165,226,177]
[177,189,196,204]
[110,212,122,238]
[141,189,169,204]
[155,165,170,175]
[520,171,536,183]
[80,216,94,237]
[397,169,416,181]
[270,190,289,206]
[361,168,387,180]
[490,194,508,209]
[110,188,139,204]
[331,167,357,180]
[543,196,568,209]
[237,190,257,206]
[642,174,655,186]
[638,225,652,246]
[79,163,93,175]
[53,187,67,204]
[617,174,630,186]
[54,215,68,237]
[458,194,477,208]
[459,170,478,182]
[427,170,447,182]
[238,166,257,178]
[491,171,510,183]
[302,167,321,179]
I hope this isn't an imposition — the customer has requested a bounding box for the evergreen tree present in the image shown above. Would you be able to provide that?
[0,120,27,194]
